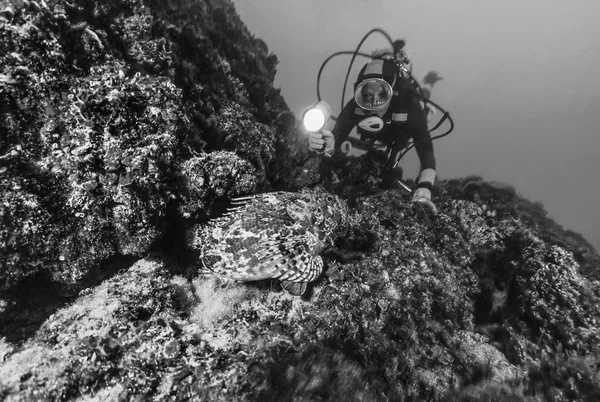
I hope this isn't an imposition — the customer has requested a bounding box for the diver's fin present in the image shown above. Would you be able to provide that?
[280,280,308,296]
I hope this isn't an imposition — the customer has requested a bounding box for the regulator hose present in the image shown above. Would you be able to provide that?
[340,28,395,111]
[316,50,373,105]
[314,27,454,163]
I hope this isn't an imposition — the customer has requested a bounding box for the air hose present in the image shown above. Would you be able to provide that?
[315,27,454,147]
[339,28,395,111]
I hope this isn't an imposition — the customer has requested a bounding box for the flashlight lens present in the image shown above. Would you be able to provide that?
[303,108,326,132]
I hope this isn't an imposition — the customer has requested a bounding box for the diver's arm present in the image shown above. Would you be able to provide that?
[309,101,355,157]
[331,100,358,151]
[421,84,432,100]
[413,129,436,191]
[410,129,437,212]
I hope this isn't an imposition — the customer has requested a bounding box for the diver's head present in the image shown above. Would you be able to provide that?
[354,59,396,115]
[355,78,392,113]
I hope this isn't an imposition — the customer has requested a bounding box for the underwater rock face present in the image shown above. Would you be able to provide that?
[1,0,600,401]
[178,151,258,219]
[2,187,599,401]
[0,0,290,291]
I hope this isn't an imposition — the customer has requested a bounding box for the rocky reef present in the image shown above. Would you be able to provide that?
[1,0,599,401]
[0,0,290,291]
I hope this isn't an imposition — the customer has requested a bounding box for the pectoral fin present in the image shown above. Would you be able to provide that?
[280,280,308,296]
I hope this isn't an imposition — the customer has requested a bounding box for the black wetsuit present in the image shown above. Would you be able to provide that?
[331,72,436,183]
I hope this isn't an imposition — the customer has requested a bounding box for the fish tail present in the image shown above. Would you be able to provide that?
[281,280,308,296]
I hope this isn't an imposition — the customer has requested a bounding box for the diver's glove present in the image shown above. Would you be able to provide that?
[308,129,335,157]
[412,168,437,213]
[423,71,443,86]
[411,187,438,214]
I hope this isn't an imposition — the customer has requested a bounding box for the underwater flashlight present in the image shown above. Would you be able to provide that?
[302,101,331,132]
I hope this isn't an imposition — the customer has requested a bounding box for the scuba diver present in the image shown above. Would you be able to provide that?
[308,39,444,212]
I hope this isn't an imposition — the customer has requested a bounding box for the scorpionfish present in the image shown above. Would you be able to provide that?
[193,188,348,295]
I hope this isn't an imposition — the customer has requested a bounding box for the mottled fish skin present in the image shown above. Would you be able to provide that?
[193,188,348,295]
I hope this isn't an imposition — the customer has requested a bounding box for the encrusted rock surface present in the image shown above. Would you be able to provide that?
[1,0,599,401]
[0,0,290,290]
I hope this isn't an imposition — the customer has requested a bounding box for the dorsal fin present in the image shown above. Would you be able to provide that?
[207,196,259,226]
[230,194,256,205]
[230,191,288,205]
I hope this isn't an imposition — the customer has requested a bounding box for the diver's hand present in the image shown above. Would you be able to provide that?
[411,187,438,214]
[308,129,335,157]
[423,71,443,86]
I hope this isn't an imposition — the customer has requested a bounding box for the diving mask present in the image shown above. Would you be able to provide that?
[354,78,393,113]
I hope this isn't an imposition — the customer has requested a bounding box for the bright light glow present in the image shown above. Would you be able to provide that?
[302,101,331,132]
[303,108,326,132]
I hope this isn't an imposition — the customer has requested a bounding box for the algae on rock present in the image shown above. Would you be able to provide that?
[1,0,599,401]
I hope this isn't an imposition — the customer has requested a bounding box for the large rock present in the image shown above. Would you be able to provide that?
[0,0,293,291]
[1,187,599,401]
